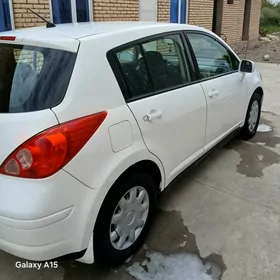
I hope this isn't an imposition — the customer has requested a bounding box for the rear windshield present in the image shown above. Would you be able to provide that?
[0,44,77,113]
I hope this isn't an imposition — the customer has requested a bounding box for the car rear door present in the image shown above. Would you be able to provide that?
[113,33,207,185]
[185,32,247,151]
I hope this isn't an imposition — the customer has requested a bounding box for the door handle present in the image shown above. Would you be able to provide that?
[208,89,219,98]
[143,110,162,122]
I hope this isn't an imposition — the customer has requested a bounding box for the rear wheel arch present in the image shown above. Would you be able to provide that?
[116,160,162,192]
[92,159,163,230]
[93,160,163,264]
[99,160,163,206]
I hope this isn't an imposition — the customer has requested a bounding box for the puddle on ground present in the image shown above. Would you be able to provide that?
[251,118,280,148]
[257,124,273,132]
[60,210,226,280]
[127,251,220,280]
[126,210,226,280]
[226,140,280,178]
[226,118,280,178]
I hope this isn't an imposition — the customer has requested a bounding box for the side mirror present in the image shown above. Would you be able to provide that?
[239,59,255,73]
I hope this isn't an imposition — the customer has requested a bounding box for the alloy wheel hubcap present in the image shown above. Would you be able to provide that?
[109,186,149,250]
[248,100,259,132]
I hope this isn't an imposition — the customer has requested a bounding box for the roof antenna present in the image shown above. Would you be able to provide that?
[28,8,56,28]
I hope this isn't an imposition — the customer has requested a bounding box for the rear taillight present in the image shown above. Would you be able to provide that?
[0,36,16,41]
[0,112,107,179]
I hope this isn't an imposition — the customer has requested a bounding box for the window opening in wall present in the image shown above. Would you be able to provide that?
[52,0,72,23]
[0,0,12,32]
[76,0,90,22]
[170,0,187,24]
[51,0,91,24]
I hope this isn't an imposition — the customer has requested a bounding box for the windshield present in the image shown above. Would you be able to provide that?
[0,44,77,113]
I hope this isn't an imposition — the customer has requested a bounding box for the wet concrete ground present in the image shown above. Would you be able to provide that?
[1,62,280,279]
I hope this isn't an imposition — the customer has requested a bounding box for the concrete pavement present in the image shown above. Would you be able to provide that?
[0,62,280,279]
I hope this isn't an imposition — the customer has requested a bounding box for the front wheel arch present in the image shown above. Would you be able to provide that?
[254,86,264,105]
[239,90,262,140]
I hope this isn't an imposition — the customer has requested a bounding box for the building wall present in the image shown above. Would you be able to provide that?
[222,0,261,43]
[188,0,261,44]
[9,0,261,44]
[249,0,261,41]
[93,0,138,21]
[157,0,170,22]
[188,0,214,31]
[222,0,246,43]
[13,0,50,29]
[139,0,157,21]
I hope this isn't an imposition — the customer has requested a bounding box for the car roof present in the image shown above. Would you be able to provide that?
[3,21,206,40]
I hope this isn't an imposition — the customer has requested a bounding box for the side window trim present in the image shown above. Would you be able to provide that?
[139,43,155,93]
[178,30,198,82]
[107,31,197,103]
[183,30,240,82]
[106,50,131,101]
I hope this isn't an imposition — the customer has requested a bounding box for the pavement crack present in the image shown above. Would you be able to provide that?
[262,110,280,117]
[191,204,204,223]
[194,179,275,211]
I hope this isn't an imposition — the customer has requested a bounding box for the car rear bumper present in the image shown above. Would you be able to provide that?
[0,170,96,261]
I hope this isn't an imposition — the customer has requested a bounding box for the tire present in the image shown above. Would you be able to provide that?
[94,172,158,266]
[238,92,262,140]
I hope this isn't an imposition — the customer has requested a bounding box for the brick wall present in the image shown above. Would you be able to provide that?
[188,0,214,30]
[13,0,50,29]
[157,0,170,22]
[249,0,261,41]
[10,0,260,44]
[188,0,261,44]
[93,0,139,21]
[222,0,261,43]
[222,0,245,43]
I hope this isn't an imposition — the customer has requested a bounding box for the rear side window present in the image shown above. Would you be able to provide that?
[0,44,76,113]
[115,34,191,99]
[116,45,152,97]
[141,34,190,92]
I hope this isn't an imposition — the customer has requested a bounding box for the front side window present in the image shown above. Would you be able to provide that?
[51,0,90,24]
[142,34,190,92]
[187,33,239,79]
[0,0,11,32]
[0,44,76,113]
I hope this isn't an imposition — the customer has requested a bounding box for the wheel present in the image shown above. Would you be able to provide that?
[94,172,158,266]
[238,92,262,140]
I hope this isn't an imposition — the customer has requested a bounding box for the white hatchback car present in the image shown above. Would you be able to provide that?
[0,22,263,266]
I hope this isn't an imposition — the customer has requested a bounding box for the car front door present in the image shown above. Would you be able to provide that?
[114,33,207,185]
[186,32,247,150]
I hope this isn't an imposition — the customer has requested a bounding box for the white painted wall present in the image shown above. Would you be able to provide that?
[139,0,157,21]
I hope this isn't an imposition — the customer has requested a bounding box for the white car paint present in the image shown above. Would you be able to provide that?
[201,72,247,147]
[0,22,263,264]
[128,83,207,186]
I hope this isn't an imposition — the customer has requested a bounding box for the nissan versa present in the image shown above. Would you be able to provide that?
[0,21,263,265]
